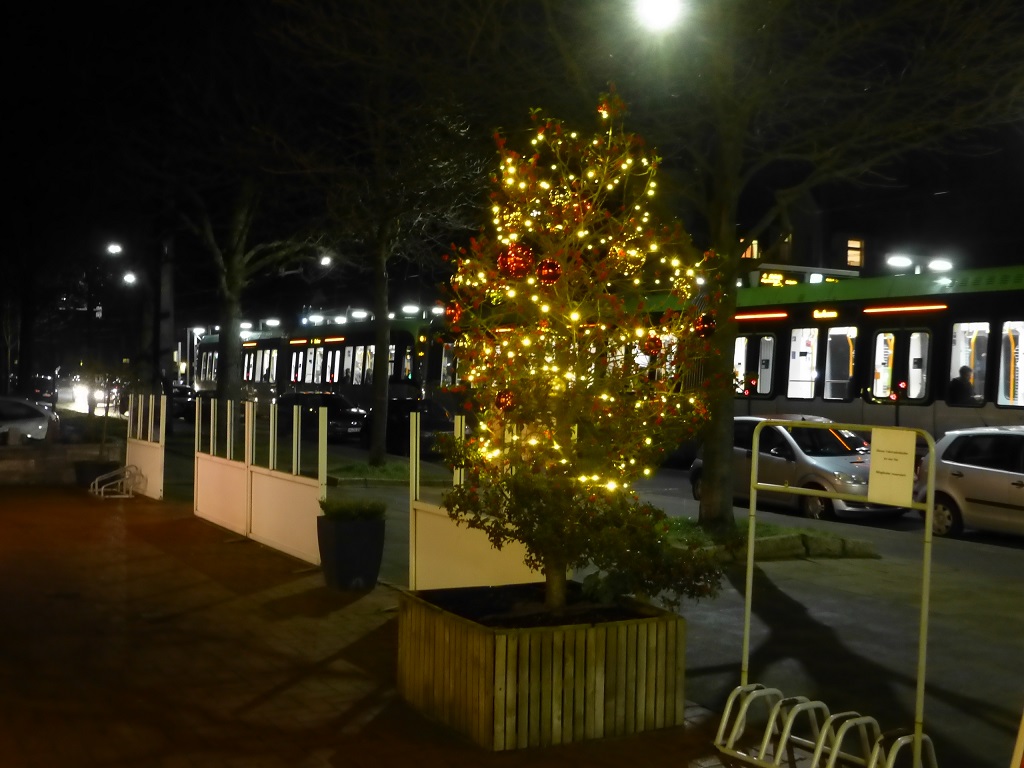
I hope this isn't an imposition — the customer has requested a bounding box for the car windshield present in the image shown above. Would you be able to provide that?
[788,426,869,457]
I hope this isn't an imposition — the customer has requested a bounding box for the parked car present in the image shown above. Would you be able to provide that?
[276,391,367,442]
[359,398,455,456]
[914,426,1024,537]
[689,415,893,520]
[170,384,196,421]
[27,374,58,405]
[0,396,60,443]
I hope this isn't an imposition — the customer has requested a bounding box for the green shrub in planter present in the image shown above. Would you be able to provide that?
[318,498,387,520]
[317,498,386,590]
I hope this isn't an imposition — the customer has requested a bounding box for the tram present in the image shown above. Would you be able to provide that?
[194,313,454,410]
[729,264,1024,438]
[194,265,1023,443]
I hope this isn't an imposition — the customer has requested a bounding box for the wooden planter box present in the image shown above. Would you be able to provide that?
[397,586,686,751]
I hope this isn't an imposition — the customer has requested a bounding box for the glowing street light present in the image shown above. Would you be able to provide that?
[886,253,955,274]
[634,0,683,31]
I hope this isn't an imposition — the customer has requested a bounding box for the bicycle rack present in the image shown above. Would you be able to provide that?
[89,464,141,499]
[714,422,940,768]
[715,684,939,767]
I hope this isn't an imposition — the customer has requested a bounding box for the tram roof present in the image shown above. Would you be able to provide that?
[735,264,1024,308]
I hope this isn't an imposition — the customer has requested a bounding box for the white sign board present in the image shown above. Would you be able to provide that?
[867,427,917,507]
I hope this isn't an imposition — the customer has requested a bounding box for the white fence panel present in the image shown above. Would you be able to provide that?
[195,453,249,535]
[249,467,322,564]
[125,439,164,500]
[409,501,540,590]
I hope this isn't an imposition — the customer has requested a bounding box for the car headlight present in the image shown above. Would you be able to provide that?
[832,471,867,486]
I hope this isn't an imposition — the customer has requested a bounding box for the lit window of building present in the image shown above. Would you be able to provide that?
[847,238,864,268]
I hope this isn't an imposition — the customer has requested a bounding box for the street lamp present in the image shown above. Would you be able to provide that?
[634,0,684,31]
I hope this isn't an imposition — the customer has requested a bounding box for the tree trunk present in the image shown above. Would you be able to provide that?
[699,206,742,533]
[698,283,740,534]
[544,559,568,614]
[367,241,391,466]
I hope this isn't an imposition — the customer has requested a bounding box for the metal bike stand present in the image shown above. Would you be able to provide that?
[714,420,939,768]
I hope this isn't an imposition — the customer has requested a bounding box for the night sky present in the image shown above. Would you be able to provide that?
[11,2,1024,306]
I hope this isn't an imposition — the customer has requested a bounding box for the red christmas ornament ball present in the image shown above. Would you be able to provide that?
[695,312,716,338]
[497,242,534,278]
[536,259,562,285]
[444,302,462,324]
[641,334,663,358]
[495,389,515,411]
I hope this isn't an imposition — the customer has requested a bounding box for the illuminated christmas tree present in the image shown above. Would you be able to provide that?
[441,93,721,613]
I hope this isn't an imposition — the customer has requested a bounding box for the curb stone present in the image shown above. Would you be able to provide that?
[708,533,877,563]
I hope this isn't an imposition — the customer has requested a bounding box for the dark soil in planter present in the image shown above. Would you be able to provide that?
[416,581,661,629]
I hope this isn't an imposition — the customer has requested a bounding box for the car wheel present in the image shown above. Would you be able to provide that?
[690,470,702,501]
[799,486,835,520]
[932,494,964,537]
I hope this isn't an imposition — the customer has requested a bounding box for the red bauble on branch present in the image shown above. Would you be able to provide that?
[497,242,534,278]
[694,312,716,338]
[641,334,662,358]
[495,389,515,411]
[536,259,562,285]
[444,302,462,325]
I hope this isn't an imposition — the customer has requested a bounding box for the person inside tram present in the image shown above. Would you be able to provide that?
[946,365,978,405]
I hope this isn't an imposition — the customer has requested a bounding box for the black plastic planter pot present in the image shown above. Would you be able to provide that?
[316,516,385,591]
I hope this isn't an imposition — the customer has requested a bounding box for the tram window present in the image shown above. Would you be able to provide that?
[733,337,747,393]
[824,327,857,400]
[313,347,324,384]
[399,350,413,379]
[290,351,302,383]
[365,346,375,384]
[872,332,895,398]
[267,350,277,383]
[871,331,931,400]
[343,347,354,384]
[201,351,218,381]
[733,335,775,395]
[907,332,930,399]
[243,352,254,382]
[441,343,458,387]
[352,346,365,385]
[303,348,315,384]
[948,322,988,404]
[997,320,1023,407]
[787,328,818,399]
[325,350,339,383]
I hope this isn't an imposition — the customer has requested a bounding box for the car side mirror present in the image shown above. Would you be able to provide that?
[769,446,794,461]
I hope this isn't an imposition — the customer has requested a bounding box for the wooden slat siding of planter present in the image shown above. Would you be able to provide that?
[551,630,564,745]
[397,591,686,751]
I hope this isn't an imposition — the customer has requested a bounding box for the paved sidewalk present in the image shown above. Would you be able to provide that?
[0,486,752,768]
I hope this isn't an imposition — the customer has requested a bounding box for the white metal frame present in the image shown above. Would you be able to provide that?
[716,420,938,768]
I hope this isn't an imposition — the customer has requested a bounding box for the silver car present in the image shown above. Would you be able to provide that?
[689,415,894,520]
[0,396,60,443]
[915,426,1024,537]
